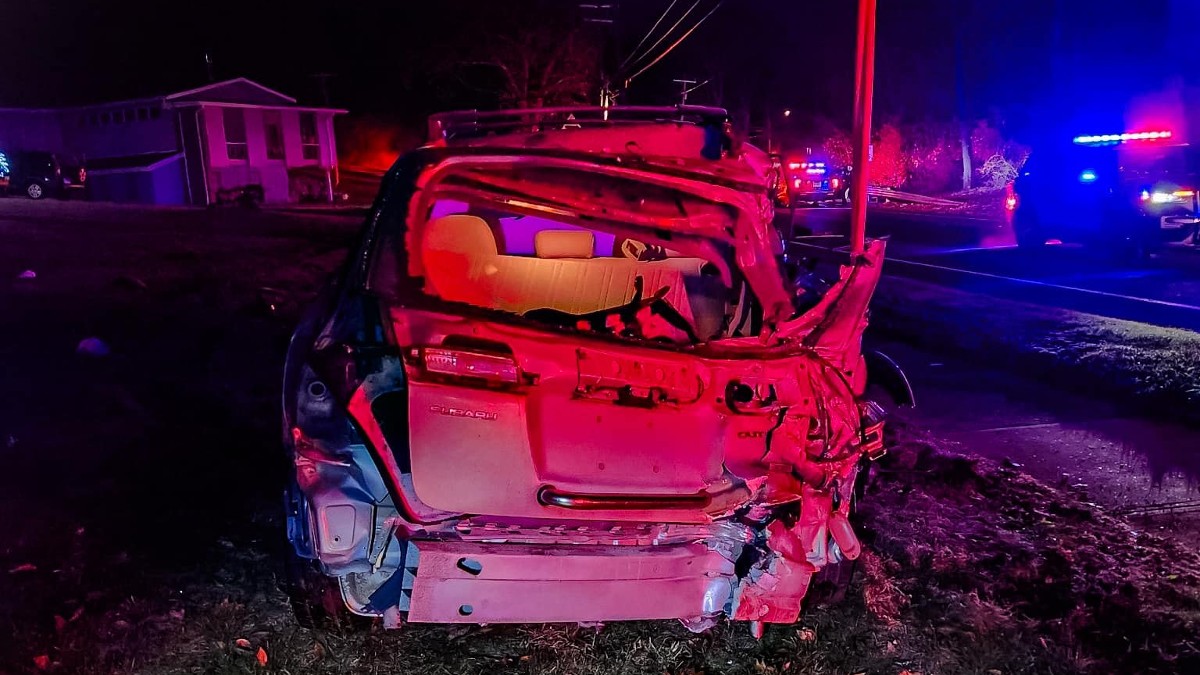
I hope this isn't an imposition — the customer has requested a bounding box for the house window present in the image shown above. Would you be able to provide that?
[150,107,161,120]
[223,108,249,161]
[264,110,285,160]
[137,108,149,122]
[100,111,111,125]
[299,112,320,161]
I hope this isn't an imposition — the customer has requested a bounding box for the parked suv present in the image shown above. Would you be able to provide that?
[281,107,895,634]
[3,150,87,199]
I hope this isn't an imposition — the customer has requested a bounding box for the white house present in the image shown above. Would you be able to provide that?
[0,78,346,205]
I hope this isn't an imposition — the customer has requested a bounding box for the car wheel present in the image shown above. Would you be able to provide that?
[281,545,360,632]
[1013,213,1046,248]
[26,183,45,200]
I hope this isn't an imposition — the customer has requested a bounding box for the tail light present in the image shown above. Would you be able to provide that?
[408,347,523,387]
[1004,184,1018,211]
[859,400,887,460]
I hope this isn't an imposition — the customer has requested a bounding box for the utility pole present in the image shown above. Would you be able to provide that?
[849,0,877,256]
[204,52,215,82]
[580,3,618,107]
[673,78,698,106]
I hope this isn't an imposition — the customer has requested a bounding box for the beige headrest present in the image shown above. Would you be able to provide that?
[535,230,595,259]
[422,214,498,257]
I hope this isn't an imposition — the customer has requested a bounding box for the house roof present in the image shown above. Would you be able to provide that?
[0,78,339,113]
[165,78,298,105]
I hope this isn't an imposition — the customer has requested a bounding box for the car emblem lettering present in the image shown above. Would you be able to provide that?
[429,404,498,421]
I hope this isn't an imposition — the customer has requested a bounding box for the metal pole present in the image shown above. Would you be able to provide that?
[849,0,877,256]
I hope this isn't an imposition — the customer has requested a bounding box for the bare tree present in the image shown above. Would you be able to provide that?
[459,16,600,108]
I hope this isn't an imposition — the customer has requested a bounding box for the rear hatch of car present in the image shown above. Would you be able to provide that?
[363,148,798,525]
[393,313,749,523]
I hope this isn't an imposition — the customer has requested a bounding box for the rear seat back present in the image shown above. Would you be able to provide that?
[421,215,727,337]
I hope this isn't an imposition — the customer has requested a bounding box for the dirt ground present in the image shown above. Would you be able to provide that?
[2,200,1198,675]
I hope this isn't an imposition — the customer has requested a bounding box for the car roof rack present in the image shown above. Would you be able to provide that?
[427,105,730,142]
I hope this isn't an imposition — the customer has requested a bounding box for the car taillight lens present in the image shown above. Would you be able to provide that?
[409,347,521,385]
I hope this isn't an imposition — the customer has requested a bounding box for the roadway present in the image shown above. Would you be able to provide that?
[789,205,1200,330]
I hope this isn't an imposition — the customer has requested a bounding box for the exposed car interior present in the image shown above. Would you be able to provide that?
[418,206,736,343]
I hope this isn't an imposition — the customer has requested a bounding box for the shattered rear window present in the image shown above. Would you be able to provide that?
[417,200,744,345]
[397,161,765,346]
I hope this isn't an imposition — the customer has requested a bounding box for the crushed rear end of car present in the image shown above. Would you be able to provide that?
[282,108,890,633]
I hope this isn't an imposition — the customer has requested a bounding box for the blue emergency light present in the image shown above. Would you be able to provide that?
[1073,130,1172,145]
[1079,169,1097,183]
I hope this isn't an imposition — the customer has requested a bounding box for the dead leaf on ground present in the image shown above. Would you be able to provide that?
[796,627,817,642]
[235,638,252,650]
[9,563,37,574]
[32,655,50,670]
[256,646,268,667]
[54,615,67,632]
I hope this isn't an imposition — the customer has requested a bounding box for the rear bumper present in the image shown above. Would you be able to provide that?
[792,191,841,202]
[403,540,736,624]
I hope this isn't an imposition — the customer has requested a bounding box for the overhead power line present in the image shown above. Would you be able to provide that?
[620,0,704,76]
[618,0,678,70]
[624,1,723,86]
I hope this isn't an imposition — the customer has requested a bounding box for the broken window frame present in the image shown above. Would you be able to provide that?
[363,151,804,356]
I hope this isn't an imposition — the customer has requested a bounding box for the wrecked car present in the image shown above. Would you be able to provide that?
[281,106,890,635]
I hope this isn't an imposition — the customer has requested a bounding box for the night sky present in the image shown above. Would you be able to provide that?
[0,0,1180,140]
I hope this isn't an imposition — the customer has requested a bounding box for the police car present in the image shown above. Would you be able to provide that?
[783,157,849,205]
[1009,130,1200,251]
